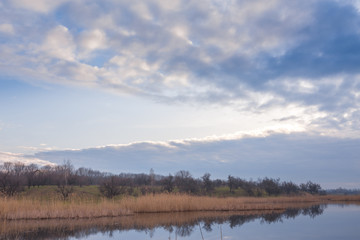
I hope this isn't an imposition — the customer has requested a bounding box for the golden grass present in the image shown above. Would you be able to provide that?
[121,194,360,213]
[0,198,131,220]
[0,194,359,220]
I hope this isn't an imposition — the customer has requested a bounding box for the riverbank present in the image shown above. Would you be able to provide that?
[1,194,359,220]
[0,204,336,239]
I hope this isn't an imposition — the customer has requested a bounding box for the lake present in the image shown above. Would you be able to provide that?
[1,204,359,239]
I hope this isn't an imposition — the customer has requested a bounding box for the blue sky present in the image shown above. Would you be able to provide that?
[1,0,360,188]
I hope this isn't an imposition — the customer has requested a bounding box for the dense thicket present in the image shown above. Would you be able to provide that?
[0,161,324,198]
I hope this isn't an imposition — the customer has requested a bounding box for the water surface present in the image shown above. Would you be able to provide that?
[1,204,359,239]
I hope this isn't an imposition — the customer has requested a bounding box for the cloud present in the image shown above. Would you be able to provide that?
[1,0,360,137]
[31,133,360,188]
[0,23,15,35]
[0,151,55,166]
[40,25,76,62]
[77,29,107,59]
[10,0,70,14]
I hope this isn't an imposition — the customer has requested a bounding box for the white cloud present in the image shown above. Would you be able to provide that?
[278,79,318,94]
[0,151,55,166]
[69,63,100,83]
[0,23,15,35]
[131,2,154,21]
[77,124,306,152]
[170,26,193,45]
[154,0,182,11]
[40,25,76,62]
[11,0,70,13]
[77,29,107,59]
[104,53,162,90]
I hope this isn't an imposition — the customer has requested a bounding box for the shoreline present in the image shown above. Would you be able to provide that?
[0,205,334,239]
[1,194,359,221]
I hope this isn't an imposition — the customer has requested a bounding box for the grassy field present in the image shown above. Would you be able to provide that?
[0,186,359,220]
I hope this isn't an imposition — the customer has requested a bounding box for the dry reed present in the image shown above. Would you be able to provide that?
[0,198,131,220]
[0,194,359,220]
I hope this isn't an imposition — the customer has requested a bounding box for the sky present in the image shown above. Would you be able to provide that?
[1,0,360,189]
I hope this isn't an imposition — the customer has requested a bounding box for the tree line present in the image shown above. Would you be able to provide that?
[0,161,324,199]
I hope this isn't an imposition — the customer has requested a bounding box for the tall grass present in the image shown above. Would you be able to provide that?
[0,198,131,220]
[120,194,360,213]
[0,194,359,220]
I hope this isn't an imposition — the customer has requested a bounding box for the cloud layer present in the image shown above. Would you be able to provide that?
[1,0,360,136]
[30,133,360,188]
[0,151,54,166]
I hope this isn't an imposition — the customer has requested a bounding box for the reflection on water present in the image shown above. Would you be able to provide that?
[0,204,329,240]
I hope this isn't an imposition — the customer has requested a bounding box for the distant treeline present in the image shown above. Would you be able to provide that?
[326,188,360,195]
[0,161,324,199]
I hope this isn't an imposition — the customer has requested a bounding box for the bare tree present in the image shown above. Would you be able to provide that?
[161,174,174,193]
[149,168,155,187]
[24,164,40,189]
[99,176,126,199]
[227,175,236,193]
[55,161,74,201]
[0,162,26,197]
[202,173,214,194]
[75,167,92,187]
[175,170,199,194]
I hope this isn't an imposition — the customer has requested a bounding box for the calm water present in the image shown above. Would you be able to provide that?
[2,204,359,239]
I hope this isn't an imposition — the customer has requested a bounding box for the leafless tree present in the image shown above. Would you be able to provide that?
[99,176,127,198]
[0,162,26,197]
[160,174,174,193]
[24,164,40,189]
[202,173,214,194]
[227,175,237,193]
[175,170,199,194]
[55,161,74,201]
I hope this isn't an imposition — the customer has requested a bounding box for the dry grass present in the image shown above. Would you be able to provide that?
[121,194,360,213]
[0,194,359,220]
[0,198,131,220]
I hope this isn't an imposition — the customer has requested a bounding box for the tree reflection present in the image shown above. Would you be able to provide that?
[176,224,194,237]
[0,205,327,239]
[302,204,325,218]
[202,220,213,232]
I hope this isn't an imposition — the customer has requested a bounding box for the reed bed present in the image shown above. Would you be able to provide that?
[120,194,360,213]
[0,210,280,235]
[2,209,295,239]
[0,198,131,220]
[0,194,359,220]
